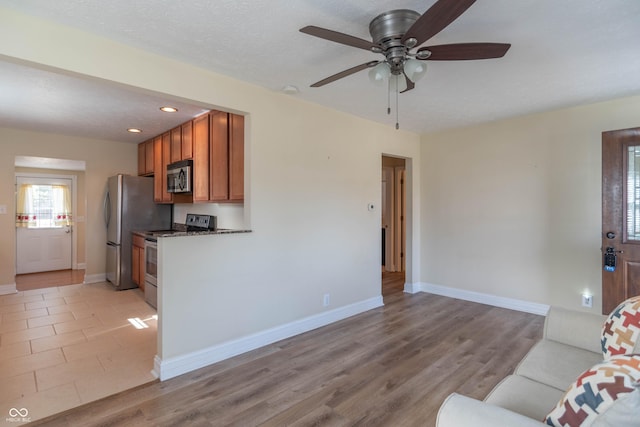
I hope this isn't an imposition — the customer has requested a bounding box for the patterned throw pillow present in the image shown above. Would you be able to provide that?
[601,296,640,359]
[545,355,640,427]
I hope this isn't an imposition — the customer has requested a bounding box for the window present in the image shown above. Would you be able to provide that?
[16,184,72,228]
[627,145,640,240]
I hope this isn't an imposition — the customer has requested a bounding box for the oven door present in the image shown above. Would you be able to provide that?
[144,239,157,286]
[144,239,158,309]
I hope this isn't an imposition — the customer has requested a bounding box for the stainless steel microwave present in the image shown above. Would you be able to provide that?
[167,160,192,193]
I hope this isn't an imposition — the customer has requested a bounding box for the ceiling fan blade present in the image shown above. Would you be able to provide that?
[401,73,415,93]
[300,26,377,51]
[402,0,477,47]
[418,43,511,60]
[310,61,380,87]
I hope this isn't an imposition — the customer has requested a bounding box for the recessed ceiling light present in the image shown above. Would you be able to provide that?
[127,128,142,133]
[160,106,178,113]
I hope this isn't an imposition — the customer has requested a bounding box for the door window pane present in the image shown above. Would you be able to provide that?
[16,184,72,228]
[627,145,640,240]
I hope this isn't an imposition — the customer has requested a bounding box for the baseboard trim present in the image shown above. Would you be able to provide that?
[84,273,106,284]
[157,296,384,381]
[0,283,17,295]
[421,282,549,316]
[403,282,421,294]
[76,263,87,270]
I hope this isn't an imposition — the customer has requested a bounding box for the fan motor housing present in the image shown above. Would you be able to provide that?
[369,9,420,71]
[369,9,420,46]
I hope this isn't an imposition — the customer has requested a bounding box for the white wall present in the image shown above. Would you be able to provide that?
[0,7,421,376]
[0,127,137,288]
[421,95,640,313]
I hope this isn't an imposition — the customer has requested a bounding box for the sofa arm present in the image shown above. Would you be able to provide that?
[544,307,606,353]
[436,393,544,427]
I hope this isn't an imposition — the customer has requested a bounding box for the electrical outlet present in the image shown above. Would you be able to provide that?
[323,294,330,307]
[582,294,593,308]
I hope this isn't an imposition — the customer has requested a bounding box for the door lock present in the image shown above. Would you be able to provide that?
[603,247,623,272]
[606,231,616,239]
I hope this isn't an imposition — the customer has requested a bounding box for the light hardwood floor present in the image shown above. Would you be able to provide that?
[15,270,86,292]
[30,275,544,427]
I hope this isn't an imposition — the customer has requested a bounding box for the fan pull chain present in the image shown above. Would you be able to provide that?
[395,79,399,130]
[387,77,391,115]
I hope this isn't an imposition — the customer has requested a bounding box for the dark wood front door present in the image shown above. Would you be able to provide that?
[602,127,640,314]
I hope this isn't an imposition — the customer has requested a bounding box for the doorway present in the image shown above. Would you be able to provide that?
[14,157,87,290]
[382,155,406,296]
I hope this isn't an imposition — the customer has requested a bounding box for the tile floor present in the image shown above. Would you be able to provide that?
[0,282,157,424]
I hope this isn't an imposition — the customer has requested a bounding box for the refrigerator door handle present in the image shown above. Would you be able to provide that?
[104,190,111,228]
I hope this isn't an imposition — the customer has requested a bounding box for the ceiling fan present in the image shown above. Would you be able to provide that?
[299,0,511,128]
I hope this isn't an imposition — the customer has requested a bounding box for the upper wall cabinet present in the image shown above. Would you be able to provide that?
[181,121,193,160]
[209,111,244,203]
[137,139,155,176]
[138,109,244,204]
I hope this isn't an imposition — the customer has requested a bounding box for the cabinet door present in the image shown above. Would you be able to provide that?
[210,111,229,201]
[153,136,163,202]
[192,115,210,202]
[145,140,154,174]
[162,132,173,203]
[137,142,146,176]
[229,114,244,201]
[181,121,193,160]
[170,127,182,163]
[132,244,141,286]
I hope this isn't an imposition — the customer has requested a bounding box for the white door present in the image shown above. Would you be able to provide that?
[16,176,73,274]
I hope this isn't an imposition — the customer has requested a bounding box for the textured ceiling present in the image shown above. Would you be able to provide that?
[1,0,639,142]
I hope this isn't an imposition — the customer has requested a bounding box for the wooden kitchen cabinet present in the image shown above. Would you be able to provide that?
[181,121,193,159]
[144,109,244,204]
[137,139,155,176]
[229,113,244,201]
[161,132,173,203]
[153,135,163,202]
[132,234,145,291]
[145,140,154,174]
[192,114,210,202]
[170,126,182,163]
[210,111,230,201]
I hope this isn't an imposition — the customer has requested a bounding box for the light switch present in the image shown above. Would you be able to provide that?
[0,205,6,214]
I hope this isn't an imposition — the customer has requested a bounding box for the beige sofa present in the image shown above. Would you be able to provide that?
[437,307,606,426]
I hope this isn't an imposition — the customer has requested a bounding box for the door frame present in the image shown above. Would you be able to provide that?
[15,172,78,271]
[380,153,414,280]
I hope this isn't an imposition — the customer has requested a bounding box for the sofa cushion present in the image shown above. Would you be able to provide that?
[545,306,607,354]
[545,354,640,427]
[484,374,564,421]
[516,340,602,391]
[601,296,640,359]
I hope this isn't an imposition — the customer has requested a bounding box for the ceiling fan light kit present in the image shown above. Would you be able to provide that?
[299,0,511,129]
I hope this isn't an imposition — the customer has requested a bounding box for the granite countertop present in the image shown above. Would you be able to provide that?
[134,227,251,239]
[154,229,251,238]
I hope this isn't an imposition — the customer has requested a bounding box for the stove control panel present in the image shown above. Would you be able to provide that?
[186,214,217,231]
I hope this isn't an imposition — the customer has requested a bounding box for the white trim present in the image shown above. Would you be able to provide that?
[76,263,87,270]
[420,282,549,316]
[14,172,78,272]
[84,273,106,284]
[156,296,384,381]
[0,283,17,295]
[403,282,421,294]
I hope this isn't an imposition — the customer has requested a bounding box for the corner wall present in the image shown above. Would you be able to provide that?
[420,95,640,312]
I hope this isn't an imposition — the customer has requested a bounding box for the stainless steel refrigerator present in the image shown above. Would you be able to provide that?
[104,175,171,290]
